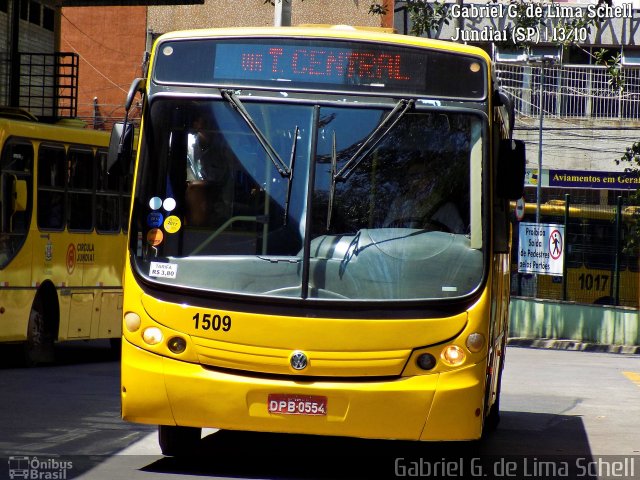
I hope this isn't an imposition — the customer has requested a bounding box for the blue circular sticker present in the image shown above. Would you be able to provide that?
[147,211,164,228]
[149,196,162,210]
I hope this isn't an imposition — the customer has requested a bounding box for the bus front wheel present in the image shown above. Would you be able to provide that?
[23,295,55,366]
[158,425,202,456]
[482,345,506,436]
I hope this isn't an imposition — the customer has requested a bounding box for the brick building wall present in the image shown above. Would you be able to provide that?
[60,6,147,127]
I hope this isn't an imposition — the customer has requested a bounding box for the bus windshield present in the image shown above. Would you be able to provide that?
[132,97,485,301]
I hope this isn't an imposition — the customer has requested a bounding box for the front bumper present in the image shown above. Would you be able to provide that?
[121,339,486,441]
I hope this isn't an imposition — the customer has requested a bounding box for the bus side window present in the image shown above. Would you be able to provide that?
[96,149,120,233]
[37,144,65,230]
[584,220,615,270]
[2,141,33,234]
[67,148,95,231]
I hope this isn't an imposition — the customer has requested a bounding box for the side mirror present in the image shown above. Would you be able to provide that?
[496,139,526,200]
[108,122,135,177]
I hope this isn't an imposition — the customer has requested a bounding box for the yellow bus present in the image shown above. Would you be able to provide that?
[0,109,130,365]
[513,200,639,307]
[114,26,526,455]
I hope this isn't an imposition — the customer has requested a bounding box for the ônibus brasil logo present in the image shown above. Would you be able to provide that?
[8,456,73,479]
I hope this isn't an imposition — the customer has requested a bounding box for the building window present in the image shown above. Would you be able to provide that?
[622,48,640,66]
[29,0,40,25]
[20,0,28,20]
[43,5,53,31]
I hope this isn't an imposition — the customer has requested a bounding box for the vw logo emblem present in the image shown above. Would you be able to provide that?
[290,350,308,371]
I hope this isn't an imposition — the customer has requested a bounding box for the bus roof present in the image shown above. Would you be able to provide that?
[0,116,110,147]
[153,26,492,65]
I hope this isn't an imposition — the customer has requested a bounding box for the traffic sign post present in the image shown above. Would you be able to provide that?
[518,222,565,276]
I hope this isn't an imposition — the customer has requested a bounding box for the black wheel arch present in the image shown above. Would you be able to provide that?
[33,280,60,341]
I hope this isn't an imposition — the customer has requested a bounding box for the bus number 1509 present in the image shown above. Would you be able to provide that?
[193,313,232,331]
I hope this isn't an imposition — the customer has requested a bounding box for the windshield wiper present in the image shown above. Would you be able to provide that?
[284,126,298,225]
[221,89,298,225]
[326,99,414,230]
[327,131,337,230]
[221,90,290,178]
[334,98,414,182]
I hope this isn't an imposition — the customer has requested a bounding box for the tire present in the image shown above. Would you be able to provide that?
[483,342,507,437]
[23,296,55,366]
[483,381,501,433]
[158,425,202,456]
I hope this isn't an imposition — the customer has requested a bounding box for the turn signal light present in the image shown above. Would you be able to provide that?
[441,345,466,366]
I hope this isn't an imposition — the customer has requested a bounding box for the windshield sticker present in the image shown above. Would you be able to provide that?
[147,212,164,228]
[147,228,164,246]
[149,196,163,210]
[150,261,178,279]
[163,197,177,212]
[164,215,181,234]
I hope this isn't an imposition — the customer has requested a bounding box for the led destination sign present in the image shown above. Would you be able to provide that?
[215,44,414,85]
[154,38,486,99]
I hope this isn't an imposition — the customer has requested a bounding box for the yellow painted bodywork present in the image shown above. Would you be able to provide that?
[122,260,501,441]
[120,27,505,442]
[122,338,487,441]
[0,119,125,343]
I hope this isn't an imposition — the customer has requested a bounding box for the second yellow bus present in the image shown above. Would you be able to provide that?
[0,110,130,365]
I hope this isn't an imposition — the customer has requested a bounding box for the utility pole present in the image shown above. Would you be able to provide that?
[274,0,292,27]
[527,55,556,225]
[527,54,557,298]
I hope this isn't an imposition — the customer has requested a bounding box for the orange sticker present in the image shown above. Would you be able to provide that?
[147,228,164,246]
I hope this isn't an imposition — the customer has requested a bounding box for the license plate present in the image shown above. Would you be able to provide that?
[268,394,327,416]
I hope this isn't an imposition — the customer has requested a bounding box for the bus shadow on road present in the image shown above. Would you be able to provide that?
[0,339,119,368]
[141,411,597,479]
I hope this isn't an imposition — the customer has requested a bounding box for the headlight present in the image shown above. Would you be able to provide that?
[124,312,141,332]
[167,336,187,354]
[142,327,163,345]
[466,333,485,353]
[416,353,437,371]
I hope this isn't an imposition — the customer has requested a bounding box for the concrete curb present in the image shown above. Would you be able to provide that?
[507,337,640,355]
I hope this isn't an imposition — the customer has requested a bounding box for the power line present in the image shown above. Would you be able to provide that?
[61,11,135,56]
[62,37,128,94]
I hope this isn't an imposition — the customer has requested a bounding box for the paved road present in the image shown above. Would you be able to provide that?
[0,341,638,479]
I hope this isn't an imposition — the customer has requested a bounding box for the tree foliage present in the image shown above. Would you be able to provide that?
[616,144,640,249]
